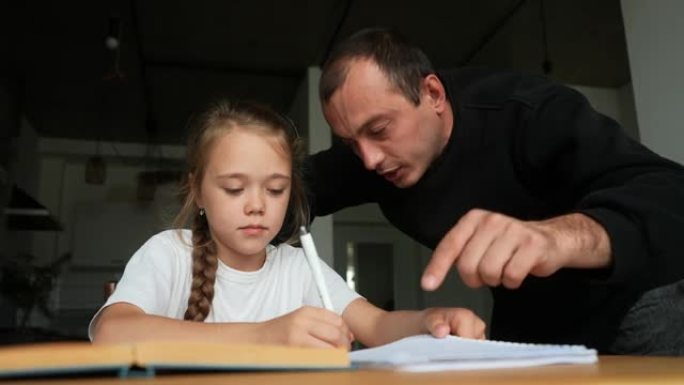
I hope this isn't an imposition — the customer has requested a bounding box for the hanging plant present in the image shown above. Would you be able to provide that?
[0,252,71,328]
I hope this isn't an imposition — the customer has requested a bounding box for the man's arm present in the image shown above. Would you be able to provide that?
[423,84,684,290]
[422,210,611,290]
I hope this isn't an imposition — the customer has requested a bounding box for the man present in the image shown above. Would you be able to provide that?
[304,28,684,354]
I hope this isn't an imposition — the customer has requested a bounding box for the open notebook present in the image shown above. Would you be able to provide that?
[0,341,348,378]
[350,334,598,372]
[0,336,597,378]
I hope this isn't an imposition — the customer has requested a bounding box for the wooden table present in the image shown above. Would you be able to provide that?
[4,356,684,385]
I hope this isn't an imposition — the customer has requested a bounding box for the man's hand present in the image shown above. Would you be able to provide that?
[421,209,611,291]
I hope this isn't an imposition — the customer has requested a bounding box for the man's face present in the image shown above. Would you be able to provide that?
[322,59,451,188]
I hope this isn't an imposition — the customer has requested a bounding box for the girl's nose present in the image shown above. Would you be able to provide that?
[245,191,265,215]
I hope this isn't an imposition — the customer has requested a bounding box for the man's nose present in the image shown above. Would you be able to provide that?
[357,141,384,171]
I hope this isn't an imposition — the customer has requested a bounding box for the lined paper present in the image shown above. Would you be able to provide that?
[350,335,597,372]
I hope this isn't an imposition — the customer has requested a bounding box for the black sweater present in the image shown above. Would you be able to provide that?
[305,68,684,352]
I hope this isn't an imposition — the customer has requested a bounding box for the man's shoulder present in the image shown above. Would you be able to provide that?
[438,67,567,110]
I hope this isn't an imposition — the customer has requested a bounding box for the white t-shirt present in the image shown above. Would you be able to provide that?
[88,229,361,340]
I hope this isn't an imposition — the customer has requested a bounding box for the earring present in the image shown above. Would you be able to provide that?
[199,208,205,216]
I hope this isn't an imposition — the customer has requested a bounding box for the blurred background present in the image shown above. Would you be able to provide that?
[1,0,681,343]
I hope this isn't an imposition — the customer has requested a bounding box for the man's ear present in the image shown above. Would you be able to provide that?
[423,74,447,114]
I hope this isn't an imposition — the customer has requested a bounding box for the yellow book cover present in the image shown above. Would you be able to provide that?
[0,341,349,378]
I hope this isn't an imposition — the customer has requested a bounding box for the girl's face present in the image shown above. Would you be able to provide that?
[196,126,291,269]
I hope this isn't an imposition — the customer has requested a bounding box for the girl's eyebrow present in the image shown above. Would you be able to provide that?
[216,173,247,180]
[267,174,291,181]
[216,173,291,180]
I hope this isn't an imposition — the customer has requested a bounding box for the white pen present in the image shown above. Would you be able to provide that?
[299,226,335,311]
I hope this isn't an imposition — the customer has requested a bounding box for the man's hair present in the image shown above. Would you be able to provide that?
[319,28,435,106]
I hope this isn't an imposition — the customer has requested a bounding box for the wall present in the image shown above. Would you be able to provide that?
[570,83,639,139]
[289,67,334,265]
[622,0,684,164]
[25,137,184,334]
[305,68,336,265]
[2,119,42,328]
[5,119,41,258]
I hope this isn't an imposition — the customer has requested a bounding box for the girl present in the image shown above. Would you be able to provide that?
[90,100,485,349]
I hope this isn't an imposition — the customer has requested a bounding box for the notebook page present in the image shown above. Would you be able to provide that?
[350,335,597,372]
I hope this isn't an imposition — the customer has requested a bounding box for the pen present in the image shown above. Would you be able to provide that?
[299,226,335,311]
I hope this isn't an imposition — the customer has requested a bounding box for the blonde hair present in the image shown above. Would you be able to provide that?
[173,100,309,322]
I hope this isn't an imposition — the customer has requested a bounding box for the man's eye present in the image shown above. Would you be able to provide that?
[369,126,386,136]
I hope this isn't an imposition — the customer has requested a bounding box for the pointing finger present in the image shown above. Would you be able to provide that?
[422,209,485,290]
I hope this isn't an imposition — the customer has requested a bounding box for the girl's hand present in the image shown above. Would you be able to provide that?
[423,307,486,339]
[258,306,354,349]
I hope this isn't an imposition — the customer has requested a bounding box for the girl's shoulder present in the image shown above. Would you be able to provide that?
[266,243,308,270]
[121,229,192,275]
[133,229,193,262]
[146,229,193,250]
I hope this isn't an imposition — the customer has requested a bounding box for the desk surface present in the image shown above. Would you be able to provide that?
[5,356,684,385]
